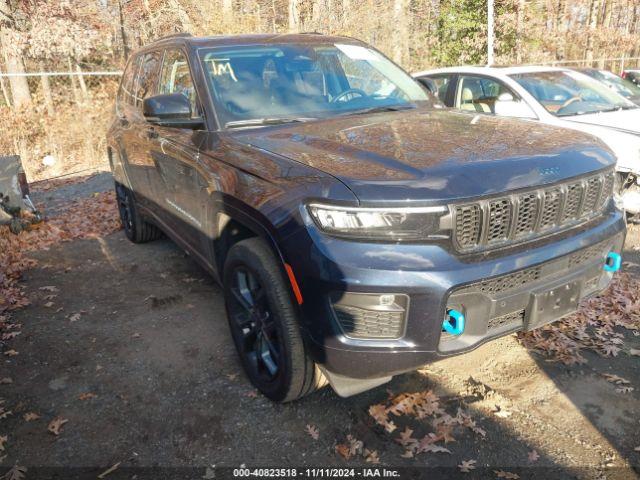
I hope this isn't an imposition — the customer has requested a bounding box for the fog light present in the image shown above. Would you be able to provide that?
[330,292,408,340]
[604,252,621,272]
[443,309,465,336]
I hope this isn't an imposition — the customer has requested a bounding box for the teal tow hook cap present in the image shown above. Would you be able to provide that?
[604,252,621,272]
[443,309,465,336]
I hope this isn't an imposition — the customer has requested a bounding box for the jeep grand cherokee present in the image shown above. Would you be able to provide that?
[107,33,625,402]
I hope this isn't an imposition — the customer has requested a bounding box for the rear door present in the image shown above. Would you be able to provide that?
[147,47,211,261]
[415,74,455,105]
[124,50,162,209]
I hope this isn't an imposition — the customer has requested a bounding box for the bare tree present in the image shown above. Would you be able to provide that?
[585,0,600,64]
[0,0,31,108]
[288,0,300,32]
[392,0,409,65]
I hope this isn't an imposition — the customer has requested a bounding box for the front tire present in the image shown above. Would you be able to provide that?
[115,182,161,243]
[223,238,325,402]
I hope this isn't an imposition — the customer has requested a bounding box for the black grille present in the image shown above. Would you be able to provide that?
[487,199,512,243]
[515,193,539,236]
[487,309,525,330]
[333,305,404,339]
[562,182,583,221]
[453,170,613,252]
[478,267,541,294]
[454,204,481,249]
[568,240,609,268]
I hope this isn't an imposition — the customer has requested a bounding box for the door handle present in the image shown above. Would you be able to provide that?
[146,127,159,139]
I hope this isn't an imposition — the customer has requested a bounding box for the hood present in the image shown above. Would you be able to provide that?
[233,109,616,204]
[563,108,640,136]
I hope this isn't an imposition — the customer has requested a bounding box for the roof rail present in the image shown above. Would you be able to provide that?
[155,32,193,41]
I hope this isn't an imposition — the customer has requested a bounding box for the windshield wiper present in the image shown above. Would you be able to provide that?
[225,117,317,129]
[344,104,417,116]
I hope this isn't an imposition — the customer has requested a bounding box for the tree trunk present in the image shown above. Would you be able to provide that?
[39,63,54,115]
[76,63,89,102]
[288,0,300,32]
[585,0,600,65]
[168,0,194,32]
[516,0,526,64]
[0,68,10,107]
[116,0,129,60]
[555,0,566,60]
[392,0,409,66]
[0,0,32,108]
[67,57,82,105]
[222,0,233,23]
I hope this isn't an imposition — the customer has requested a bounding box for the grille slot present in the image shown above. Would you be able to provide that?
[455,204,482,249]
[487,199,512,243]
[333,305,404,339]
[487,309,525,330]
[563,182,584,221]
[453,170,613,252]
[568,240,609,268]
[582,176,601,214]
[515,193,539,236]
[478,267,541,295]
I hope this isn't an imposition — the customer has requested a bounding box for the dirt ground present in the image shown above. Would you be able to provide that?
[1,173,640,479]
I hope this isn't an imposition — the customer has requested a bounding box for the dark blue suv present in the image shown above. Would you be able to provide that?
[107,33,625,401]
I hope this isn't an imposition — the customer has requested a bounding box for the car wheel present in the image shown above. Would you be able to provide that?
[115,182,161,243]
[223,237,326,402]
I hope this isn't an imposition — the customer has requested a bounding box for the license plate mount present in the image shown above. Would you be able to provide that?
[525,280,581,331]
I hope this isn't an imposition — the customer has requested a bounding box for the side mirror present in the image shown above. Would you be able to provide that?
[494,92,537,119]
[143,93,204,129]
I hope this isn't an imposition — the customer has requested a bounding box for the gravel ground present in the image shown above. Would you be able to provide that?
[1,174,639,479]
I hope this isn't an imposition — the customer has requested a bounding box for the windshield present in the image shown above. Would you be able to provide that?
[510,70,636,117]
[589,69,640,99]
[199,43,431,128]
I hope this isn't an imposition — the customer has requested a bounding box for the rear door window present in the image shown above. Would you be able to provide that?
[133,51,161,108]
[118,56,141,107]
[455,75,516,114]
[423,75,452,103]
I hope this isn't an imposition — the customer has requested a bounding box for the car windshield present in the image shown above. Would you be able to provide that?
[589,70,640,99]
[199,43,431,128]
[510,70,637,117]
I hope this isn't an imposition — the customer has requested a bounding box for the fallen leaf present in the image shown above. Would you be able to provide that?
[494,470,520,479]
[603,373,631,384]
[78,392,97,401]
[39,286,58,292]
[43,301,54,308]
[3,350,18,357]
[634,446,640,452]
[69,313,81,322]
[400,450,414,458]
[630,348,640,356]
[458,459,477,472]
[616,386,634,394]
[528,450,540,462]
[364,449,380,464]
[2,465,26,480]
[131,332,141,338]
[335,443,351,460]
[47,416,68,435]
[305,424,319,440]
[0,435,6,451]
[0,378,12,385]
[98,462,121,478]
[23,412,40,421]
[494,407,512,418]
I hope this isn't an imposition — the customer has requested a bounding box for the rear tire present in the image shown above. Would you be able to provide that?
[115,182,161,243]
[223,237,326,402]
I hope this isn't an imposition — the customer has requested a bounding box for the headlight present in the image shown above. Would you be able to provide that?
[306,203,450,240]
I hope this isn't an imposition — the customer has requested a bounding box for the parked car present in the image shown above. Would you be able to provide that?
[576,67,640,105]
[623,69,640,86]
[108,34,625,402]
[414,66,640,219]
[0,155,42,234]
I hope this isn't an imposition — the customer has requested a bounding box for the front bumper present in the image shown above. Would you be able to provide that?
[281,207,626,381]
